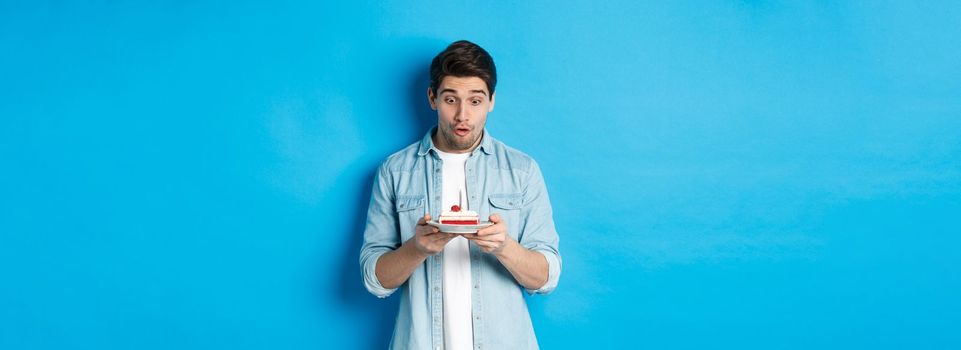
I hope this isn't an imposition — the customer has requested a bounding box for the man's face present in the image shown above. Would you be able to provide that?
[428,76,495,153]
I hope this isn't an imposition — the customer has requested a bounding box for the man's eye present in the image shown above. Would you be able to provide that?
[445,98,456,104]
[470,100,481,106]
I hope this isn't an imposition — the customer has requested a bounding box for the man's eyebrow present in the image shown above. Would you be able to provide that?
[438,88,489,97]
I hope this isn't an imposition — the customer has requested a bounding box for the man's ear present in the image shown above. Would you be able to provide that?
[489,92,496,112]
[427,87,437,110]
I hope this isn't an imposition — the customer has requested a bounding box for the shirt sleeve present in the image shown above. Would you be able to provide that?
[359,163,401,298]
[518,160,562,295]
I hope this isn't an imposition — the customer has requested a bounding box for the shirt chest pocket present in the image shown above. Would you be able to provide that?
[395,194,425,241]
[488,193,522,240]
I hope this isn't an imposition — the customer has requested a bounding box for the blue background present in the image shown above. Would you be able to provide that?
[2,1,960,349]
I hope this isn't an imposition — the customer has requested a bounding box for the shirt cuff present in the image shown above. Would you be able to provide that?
[525,249,561,295]
[363,250,398,298]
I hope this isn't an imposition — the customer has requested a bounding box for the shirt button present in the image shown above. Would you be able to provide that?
[434,287,440,292]
[475,316,480,320]
[474,285,479,289]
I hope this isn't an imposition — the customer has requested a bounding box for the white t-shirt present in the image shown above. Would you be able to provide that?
[436,150,474,350]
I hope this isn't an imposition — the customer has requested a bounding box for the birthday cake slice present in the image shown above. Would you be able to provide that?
[438,205,479,225]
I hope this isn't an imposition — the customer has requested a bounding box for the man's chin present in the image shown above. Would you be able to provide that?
[444,134,478,151]
[460,137,482,150]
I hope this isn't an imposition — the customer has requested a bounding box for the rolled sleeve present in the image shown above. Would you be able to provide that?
[361,249,397,298]
[359,163,401,298]
[519,161,562,295]
[524,248,561,295]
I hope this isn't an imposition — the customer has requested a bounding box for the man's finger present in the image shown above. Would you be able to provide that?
[476,224,493,235]
[432,234,456,245]
[476,226,496,236]
[488,214,501,224]
[474,240,493,249]
[417,226,439,237]
[465,233,489,241]
[418,214,431,225]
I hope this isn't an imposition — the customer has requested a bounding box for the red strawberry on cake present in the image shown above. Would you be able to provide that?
[439,204,479,225]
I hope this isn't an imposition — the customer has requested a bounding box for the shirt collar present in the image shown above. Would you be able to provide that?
[417,126,494,157]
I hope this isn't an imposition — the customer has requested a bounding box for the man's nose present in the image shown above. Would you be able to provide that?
[454,103,469,121]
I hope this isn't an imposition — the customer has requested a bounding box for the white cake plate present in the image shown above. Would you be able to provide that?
[427,221,494,234]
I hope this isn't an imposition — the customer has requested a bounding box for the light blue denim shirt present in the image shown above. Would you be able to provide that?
[360,128,561,350]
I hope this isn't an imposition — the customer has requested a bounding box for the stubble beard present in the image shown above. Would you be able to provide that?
[442,127,481,152]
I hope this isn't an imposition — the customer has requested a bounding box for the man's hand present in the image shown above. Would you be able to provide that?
[375,214,456,289]
[468,213,512,255]
[412,214,456,256]
[467,213,549,290]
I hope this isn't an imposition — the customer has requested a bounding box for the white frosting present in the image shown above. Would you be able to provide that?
[440,210,479,218]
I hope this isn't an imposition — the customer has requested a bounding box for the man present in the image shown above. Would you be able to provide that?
[360,40,561,350]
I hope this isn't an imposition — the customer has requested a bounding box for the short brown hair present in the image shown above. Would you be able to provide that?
[430,40,497,96]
